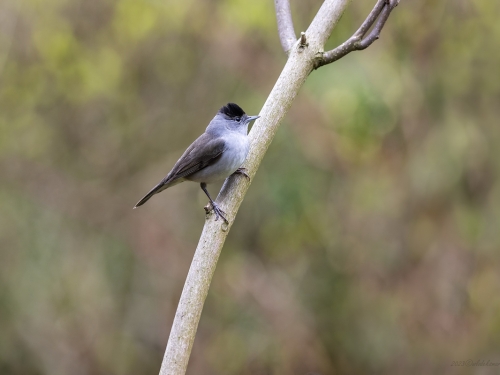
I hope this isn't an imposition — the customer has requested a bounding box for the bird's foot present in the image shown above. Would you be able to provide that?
[233,167,250,181]
[204,201,228,223]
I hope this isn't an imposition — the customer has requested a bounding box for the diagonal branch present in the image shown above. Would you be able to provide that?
[315,0,400,68]
[158,0,401,373]
[159,1,352,373]
[274,0,297,54]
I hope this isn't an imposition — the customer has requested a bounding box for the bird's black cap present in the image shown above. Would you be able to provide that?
[219,103,245,119]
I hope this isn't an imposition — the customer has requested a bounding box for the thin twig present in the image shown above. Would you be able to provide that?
[315,0,400,68]
[299,32,307,47]
[274,0,297,54]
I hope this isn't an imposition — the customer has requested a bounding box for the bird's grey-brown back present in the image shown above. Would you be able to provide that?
[134,103,259,210]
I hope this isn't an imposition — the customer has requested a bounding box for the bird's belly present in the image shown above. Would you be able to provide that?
[187,135,249,184]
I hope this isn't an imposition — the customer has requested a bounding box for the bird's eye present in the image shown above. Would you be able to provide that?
[234,116,241,122]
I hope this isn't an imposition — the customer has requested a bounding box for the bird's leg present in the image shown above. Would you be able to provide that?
[200,182,228,223]
[233,167,250,181]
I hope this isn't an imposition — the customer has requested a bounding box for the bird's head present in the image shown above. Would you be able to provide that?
[216,103,260,133]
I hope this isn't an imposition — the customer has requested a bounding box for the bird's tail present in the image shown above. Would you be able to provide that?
[133,182,167,208]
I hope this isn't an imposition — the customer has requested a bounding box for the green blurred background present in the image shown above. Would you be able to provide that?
[1,0,500,374]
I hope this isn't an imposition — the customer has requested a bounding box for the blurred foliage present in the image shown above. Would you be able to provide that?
[1,0,500,374]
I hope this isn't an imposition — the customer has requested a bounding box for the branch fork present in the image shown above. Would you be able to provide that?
[316,0,400,67]
[275,0,400,68]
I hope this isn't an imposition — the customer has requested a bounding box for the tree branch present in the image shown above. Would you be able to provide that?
[159,1,351,374]
[315,0,400,68]
[274,0,297,54]
[158,0,401,373]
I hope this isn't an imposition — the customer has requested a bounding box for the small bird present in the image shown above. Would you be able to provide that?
[134,103,259,223]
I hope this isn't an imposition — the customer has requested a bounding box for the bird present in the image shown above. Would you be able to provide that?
[134,103,260,223]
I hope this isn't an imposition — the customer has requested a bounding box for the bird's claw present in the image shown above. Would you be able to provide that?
[204,201,228,223]
[234,167,250,181]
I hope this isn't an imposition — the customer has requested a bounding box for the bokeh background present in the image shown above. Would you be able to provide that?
[1,0,500,374]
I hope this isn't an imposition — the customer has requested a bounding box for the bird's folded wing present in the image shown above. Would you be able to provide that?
[163,133,226,184]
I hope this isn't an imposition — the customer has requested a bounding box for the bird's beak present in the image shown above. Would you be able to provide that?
[247,115,260,122]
